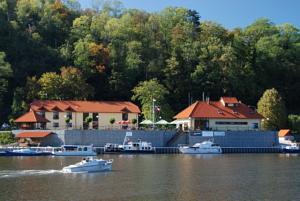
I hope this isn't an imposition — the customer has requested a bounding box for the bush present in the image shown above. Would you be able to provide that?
[288,114,300,133]
[131,118,137,124]
[85,116,93,123]
[109,118,115,125]
[0,132,16,145]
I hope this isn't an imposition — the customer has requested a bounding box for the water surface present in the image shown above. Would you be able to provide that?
[0,154,300,201]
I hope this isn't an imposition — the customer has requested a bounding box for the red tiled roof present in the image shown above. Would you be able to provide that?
[278,129,291,137]
[221,97,239,104]
[17,131,52,138]
[30,100,141,113]
[15,111,50,123]
[174,99,263,119]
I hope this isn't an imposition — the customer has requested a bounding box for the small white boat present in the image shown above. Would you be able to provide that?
[52,145,97,156]
[62,157,113,173]
[121,139,155,153]
[104,143,124,152]
[282,143,300,153]
[5,148,52,156]
[179,141,222,154]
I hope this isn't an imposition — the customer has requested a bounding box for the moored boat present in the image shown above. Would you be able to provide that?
[52,145,97,156]
[179,141,222,154]
[62,157,113,173]
[121,139,155,153]
[282,143,300,153]
[5,148,52,156]
[104,143,123,153]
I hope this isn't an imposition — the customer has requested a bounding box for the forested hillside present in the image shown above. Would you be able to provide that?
[1,0,300,124]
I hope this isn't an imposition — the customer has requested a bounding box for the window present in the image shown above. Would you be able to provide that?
[252,123,259,129]
[215,121,248,125]
[37,111,45,118]
[83,113,89,129]
[92,113,98,129]
[66,112,72,119]
[122,113,128,121]
[53,111,59,120]
[53,122,59,128]
[67,123,72,128]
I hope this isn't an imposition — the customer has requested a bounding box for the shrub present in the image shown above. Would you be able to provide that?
[0,132,16,145]
[131,118,137,124]
[109,118,115,125]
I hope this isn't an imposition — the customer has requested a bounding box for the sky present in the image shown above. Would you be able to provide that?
[78,0,300,29]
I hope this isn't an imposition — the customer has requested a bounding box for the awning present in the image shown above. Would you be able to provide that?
[118,120,130,124]
[17,131,53,138]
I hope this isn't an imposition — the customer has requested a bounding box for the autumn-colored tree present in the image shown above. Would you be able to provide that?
[38,67,94,100]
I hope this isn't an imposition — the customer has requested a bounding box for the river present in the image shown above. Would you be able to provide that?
[0,154,300,201]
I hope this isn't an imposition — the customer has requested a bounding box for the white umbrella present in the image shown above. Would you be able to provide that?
[140,120,154,125]
[155,120,169,125]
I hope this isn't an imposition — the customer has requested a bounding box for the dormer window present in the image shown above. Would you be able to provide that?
[53,111,59,120]
[66,112,72,119]
[217,109,224,114]
[37,111,45,118]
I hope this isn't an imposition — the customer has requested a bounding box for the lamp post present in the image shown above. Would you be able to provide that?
[152,98,156,129]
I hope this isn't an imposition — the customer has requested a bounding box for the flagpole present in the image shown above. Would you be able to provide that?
[152,98,156,129]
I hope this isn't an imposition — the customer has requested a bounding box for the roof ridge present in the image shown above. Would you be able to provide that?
[190,101,200,117]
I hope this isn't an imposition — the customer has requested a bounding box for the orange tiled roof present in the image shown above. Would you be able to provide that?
[30,100,141,113]
[278,129,291,137]
[17,131,52,138]
[15,111,50,123]
[174,98,263,119]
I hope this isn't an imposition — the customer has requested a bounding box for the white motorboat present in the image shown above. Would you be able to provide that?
[104,143,124,152]
[62,157,113,173]
[121,139,155,153]
[179,141,222,154]
[5,148,52,156]
[282,143,300,153]
[52,145,97,156]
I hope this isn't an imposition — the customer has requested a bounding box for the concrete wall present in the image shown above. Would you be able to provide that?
[189,131,278,147]
[12,130,278,148]
[63,130,175,147]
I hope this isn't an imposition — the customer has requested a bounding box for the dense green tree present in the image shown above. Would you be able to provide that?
[288,115,300,133]
[0,52,12,123]
[1,1,300,124]
[132,79,173,121]
[257,88,287,130]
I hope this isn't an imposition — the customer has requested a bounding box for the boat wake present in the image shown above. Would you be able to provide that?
[0,169,62,178]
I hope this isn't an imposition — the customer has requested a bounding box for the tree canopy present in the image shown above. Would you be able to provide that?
[0,0,300,125]
[257,88,287,130]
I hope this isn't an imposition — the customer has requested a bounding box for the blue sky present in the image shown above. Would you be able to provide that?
[78,0,300,29]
